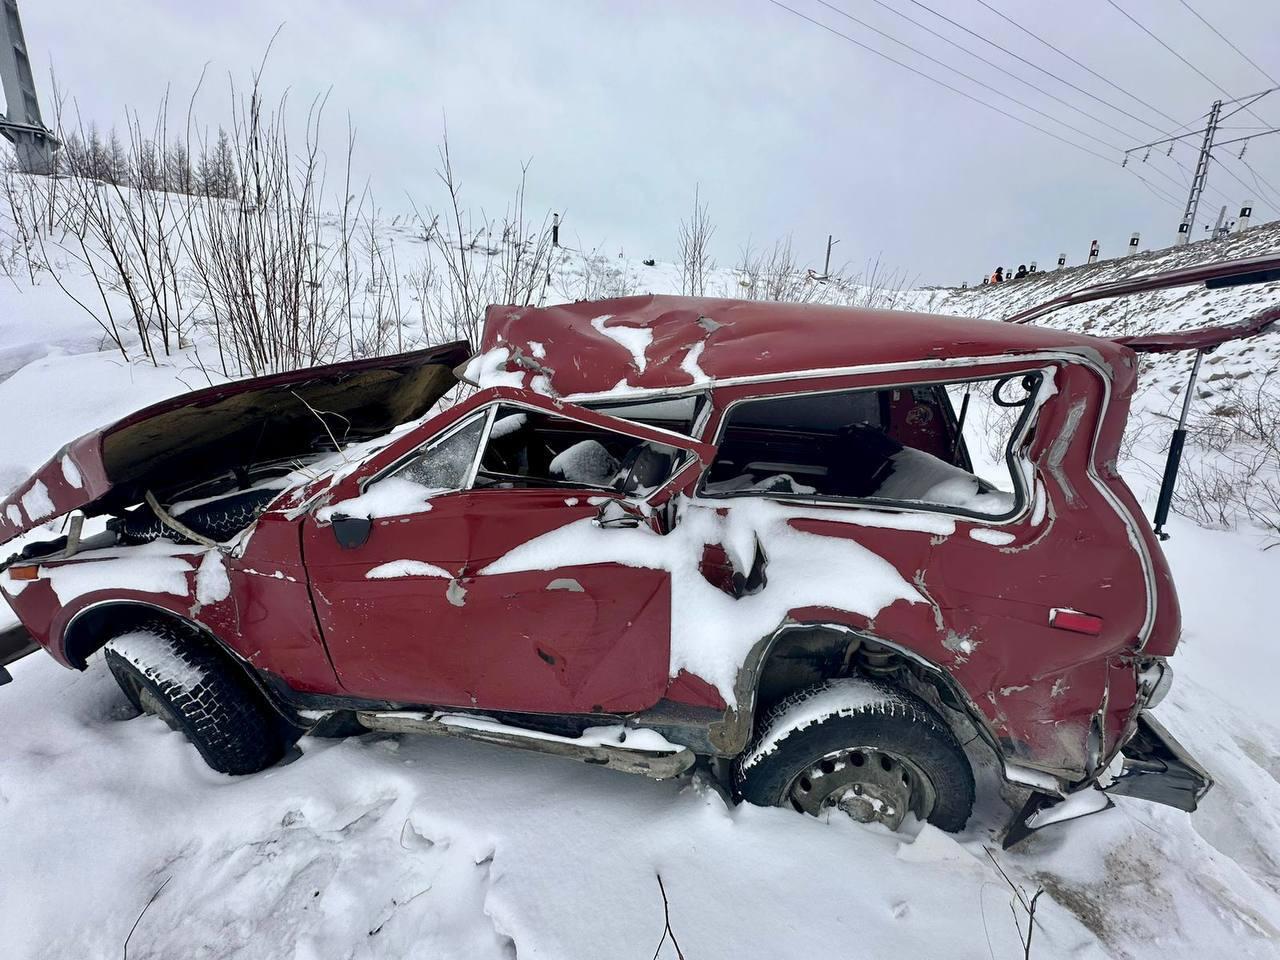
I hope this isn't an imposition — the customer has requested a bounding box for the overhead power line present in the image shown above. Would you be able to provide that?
[766,0,1117,164]
[1104,0,1236,101]
[1104,0,1276,133]
[818,0,1144,144]
[794,0,1128,152]
[1175,0,1278,87]
[968,0,1184,133]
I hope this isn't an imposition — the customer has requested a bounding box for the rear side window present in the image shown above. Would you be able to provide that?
[703,374,1042,518]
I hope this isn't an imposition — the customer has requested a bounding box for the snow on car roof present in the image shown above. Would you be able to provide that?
[475,294,1127,398]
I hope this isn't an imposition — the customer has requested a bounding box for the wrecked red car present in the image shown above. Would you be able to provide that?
[4,255,1276,840]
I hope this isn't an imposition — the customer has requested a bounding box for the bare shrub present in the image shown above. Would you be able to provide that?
[735,237,824,303]
[677,185,715,297]
[1171,371,1280,545]
[409,130,556,346]
[557,243,634,302]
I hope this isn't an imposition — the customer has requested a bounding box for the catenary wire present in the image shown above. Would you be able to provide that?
[767,0,1119,164]
[965,0,1184,133]
[789,0,1132,152]
[818,0,1147,143]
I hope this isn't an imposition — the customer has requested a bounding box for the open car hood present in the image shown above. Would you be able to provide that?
[0,342,469,547]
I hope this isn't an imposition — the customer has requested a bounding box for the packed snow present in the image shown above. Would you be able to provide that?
[430,714,683,753]
[38,541,199,606]
[316,477,441,522]
[365,559,454,580]
[590,313,653,372]
[194,549,232,606]
[106,627,207,693]
[18,479,54,521]
[740,678,914,771]
[481,497,927,703]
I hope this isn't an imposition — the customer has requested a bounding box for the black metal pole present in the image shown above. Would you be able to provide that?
[1153,349,1204,539]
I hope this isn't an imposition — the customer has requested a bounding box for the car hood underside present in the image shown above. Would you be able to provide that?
[0,342,469,547]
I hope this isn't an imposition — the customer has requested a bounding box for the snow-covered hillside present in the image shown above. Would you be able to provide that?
[2,189,1280,958]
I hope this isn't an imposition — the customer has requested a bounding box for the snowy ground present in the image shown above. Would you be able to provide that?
[2,215,1280,958]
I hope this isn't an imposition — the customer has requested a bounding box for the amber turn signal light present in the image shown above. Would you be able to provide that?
[6,565,39,581]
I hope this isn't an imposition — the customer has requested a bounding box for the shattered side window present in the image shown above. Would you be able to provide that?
[580,395,704,435]
[386,412,487,492]
[703,374,1042,518]
[474,404,682,496]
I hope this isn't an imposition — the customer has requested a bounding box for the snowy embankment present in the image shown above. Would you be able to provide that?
[2,215,1280,957]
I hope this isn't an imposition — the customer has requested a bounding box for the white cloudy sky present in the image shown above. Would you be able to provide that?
[20,0,1280,285]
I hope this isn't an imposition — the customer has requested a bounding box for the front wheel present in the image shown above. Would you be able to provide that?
[104,620,287,775]
[735,678,975,833]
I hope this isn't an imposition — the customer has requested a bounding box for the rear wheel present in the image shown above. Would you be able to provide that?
[104,620,288,775]
[735,678,975,833]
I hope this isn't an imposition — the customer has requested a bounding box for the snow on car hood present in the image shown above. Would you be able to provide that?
[0,343,469,548]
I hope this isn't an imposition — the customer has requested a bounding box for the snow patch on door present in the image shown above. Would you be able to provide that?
[366,559,453,579]
[480,497,924,705]
[968,528,1016,546]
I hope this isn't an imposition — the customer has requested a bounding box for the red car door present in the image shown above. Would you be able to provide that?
[301,389,713,714]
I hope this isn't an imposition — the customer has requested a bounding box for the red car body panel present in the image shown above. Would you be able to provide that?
[474,295,1134,399]
[4,264,1271,790]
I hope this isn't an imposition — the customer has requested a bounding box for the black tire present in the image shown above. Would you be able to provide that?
[109,487,279,545]
[103,619,286,775]
[735,678,975,833]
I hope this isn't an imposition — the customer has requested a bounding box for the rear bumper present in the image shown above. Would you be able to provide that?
[1003,711,1211,847]
[0,621,38,686]
[1104,711,1213,811]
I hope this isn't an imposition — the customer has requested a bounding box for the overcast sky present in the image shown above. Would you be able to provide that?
[21,0,1280,285]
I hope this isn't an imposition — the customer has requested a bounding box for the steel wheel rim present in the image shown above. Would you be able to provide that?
[787,746,937,830]
[130,676,182,732]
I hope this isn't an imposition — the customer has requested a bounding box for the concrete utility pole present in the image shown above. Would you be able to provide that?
[0,0,56,174]
[1236,201,1253,232]
[1129,232,1140,255]
[1211,204,1228,239]
[1088,240,1099,264]
[823,234,838,277]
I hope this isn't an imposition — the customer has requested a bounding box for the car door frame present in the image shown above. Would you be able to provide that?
[300,386,716,708]
[319,385,716,519]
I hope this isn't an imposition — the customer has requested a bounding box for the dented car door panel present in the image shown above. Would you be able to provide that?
[301,389,712,712]
[303,491,675,711]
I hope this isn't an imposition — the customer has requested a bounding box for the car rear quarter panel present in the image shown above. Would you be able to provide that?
[704,355,1167,779]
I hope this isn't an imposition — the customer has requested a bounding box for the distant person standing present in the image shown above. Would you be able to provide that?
[1014,264,1028,279]
[991,266,1004,283]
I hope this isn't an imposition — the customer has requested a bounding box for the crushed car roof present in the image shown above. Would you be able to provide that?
[475,295,1131,398]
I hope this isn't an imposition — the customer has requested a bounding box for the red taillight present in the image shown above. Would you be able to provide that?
[1049,607,1104,636]
[6,565,39,581]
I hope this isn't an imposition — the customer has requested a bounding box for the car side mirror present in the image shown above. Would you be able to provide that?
[594,499,645,529]
[331,514,372,549]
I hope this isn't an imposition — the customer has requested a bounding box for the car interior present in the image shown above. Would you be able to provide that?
[702,379,1028,513]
